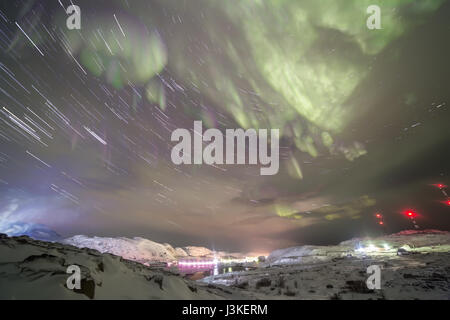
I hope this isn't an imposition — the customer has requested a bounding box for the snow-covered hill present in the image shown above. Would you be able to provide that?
[340,229,450,249]
[0,233,244,299]
[201,230,450,300]
[183,246,213,257]
[62,235,244,264]
[264,230,450,266]
[62,235,187,264]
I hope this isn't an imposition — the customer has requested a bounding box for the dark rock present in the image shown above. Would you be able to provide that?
[234,281,249,289]
[330,293,341,300]
[154,275,163,290]
[97,262,104,272]
[284,289,296,296]
[345,280,374,294]
[73,278,96,299]
[397,248,410,256]
[21,254,65,266]
[255,277,271,289]
[187,284,197,293]
[275,276,285,288]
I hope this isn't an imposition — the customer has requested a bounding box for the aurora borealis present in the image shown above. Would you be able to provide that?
[0,0,449,252]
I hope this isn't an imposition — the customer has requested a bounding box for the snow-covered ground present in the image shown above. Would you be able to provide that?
[201,230,450,300]
[1,230,449,299]
[0,233,246,299]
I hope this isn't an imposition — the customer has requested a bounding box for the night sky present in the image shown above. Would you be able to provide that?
[0,0,449,253]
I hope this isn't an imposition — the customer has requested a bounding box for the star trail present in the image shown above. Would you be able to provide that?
[0,0,449,252]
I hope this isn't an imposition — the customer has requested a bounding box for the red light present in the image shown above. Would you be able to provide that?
[443,200,450,206]
[403,210,417,219]
[434,183,446,189]
[379,221,384,225]
[375,213,382,218]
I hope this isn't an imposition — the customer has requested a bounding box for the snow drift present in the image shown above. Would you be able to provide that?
[0,233,243,299]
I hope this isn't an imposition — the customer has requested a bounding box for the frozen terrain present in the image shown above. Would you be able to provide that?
[62,235,188,264]
[62,235,245,264]
[0,233,245,299]
[0,230,449,299]
[201,230,450,300]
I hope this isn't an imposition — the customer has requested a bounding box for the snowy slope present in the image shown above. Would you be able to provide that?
[0,234,245,299]
[340,229,450,249]
[265,230,450,266]
[62,235,242,264]
[62,235,186,263]
[203,250,450,299]
[2,231,449,300]
[183,246,213,257]
[202,230,450,300]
